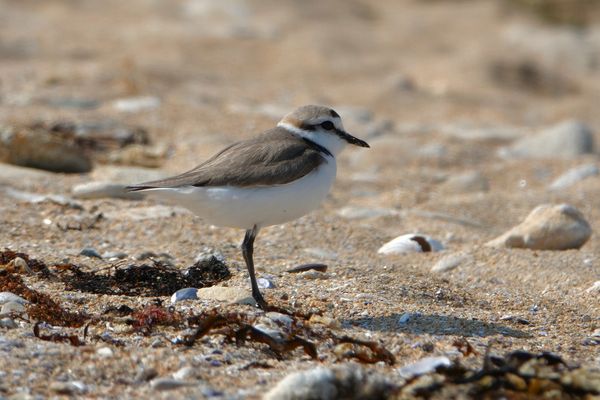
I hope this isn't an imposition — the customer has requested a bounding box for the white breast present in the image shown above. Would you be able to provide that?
[142,158,337,229]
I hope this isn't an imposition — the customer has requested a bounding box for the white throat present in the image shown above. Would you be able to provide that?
[278,122,347,157]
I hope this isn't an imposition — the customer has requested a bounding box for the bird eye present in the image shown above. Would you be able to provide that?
[320,121,335,130]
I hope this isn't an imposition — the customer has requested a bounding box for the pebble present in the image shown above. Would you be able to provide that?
[398,356,452,379]
[438,171,489,194]
[336,206,399,219]
[0,317,17,329]
[500,120,595,159]
[150,378,196,391]
[431,252,471,273]
[96,347,114,358]
[548,164,599,191]
[585,281,600,294]
[486,204,591,250]
[0,301,26,316]
[80,247,102,259]
[300,270,329,280]
[171,288,199,303]
[257,277,275,289]
[0,292,27,306]
[9,257,32,273]
[265,365,394,400]
[101,251,128,260]
[172,366,197,381]
[72,181,145,200]
[195,286,256,306]
[112,96,160,113]
[398,312,411,324]
[378,234,444,255]
[195,248,226,263]
[265,312,294,329]
[303,248,338,260]
[49,381,88,395]
[286,263,328,273]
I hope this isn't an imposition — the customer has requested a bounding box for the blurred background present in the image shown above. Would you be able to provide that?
[0,0,599,193]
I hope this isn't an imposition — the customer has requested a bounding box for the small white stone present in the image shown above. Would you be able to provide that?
[172,366,196,381]
[586,281,600,294]
[96,347,114,358]
[0,301,26,316]
[431,252,471,273]
[171,288,199,303]
[112,96,160,113]
[398,356,452,379]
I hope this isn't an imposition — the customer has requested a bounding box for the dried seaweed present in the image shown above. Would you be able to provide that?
[57,257,230,297]
[183,311,317,359]
[333,335,396,365]
[0,249,51,276]
[132,304,182,334]
[0,271,86,327]
[33,322,84,346]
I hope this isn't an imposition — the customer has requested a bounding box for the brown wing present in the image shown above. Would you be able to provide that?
[127,128,328,190]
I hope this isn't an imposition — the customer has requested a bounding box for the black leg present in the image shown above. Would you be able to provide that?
[242,225,267,309]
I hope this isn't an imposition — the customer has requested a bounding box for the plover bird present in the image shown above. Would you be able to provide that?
[127,105,369,309]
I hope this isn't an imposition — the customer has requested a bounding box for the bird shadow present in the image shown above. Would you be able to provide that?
[344,313,530,338]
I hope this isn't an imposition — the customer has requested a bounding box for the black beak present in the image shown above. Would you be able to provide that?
[337,129,370,148]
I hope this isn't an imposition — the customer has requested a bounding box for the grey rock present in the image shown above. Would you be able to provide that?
[398,356,452,379]
[486,204,592,250]
[501,120,594,159]
[171,288,199,303]
[0,292,27,306]
[0,302,26,316]
[265,364,394,400]
[72,181,144,200]
[439,124,521,141]
[0,317,17,329]
[431,252,471,273]
[398,313,411,324]
[80,247,102,259]
[438,171,489,194]
[548,164,599,191]
[49,381,88,395]
[194,248,226,264]
[150,378,196,391]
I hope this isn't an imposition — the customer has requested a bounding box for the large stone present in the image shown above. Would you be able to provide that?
[486,204,591,250]
[0,125,92,173]
[72,181,144,200]
[500,120,594,159]
[265,364,394,400]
